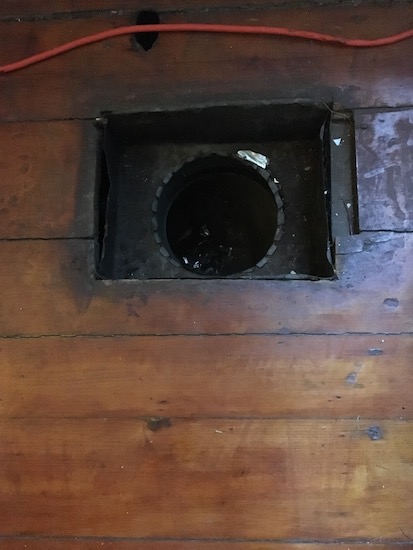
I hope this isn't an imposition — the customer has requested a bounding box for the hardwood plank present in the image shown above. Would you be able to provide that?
[0,121,96,239]
[1,335,411,419]
[1,541,412,550]
[0,0,400,19]
[0,418,412,538]
[355,109,413,232]
[1,3,412,547]
[0,233,412,336]
[1,4,412,122]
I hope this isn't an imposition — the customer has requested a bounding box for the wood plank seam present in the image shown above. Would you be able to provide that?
[2,0,412,22]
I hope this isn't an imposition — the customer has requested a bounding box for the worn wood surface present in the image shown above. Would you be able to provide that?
[0,0,412,546]
[0,334,411,419]
[0,418,412,538]
[1,0,404,19]
[2,543,412,550]
[0,121,95,239]
[355,109,413,232]
[0,234,412,336]
[1,4,412,122]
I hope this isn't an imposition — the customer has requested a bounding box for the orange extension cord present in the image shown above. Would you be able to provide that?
[1,23,413,75]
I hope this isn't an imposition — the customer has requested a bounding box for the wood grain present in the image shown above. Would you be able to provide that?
[2,543,412,550]
[1,4,412,122]
[1,1,412,545]
[0,0,397,19]
[0,418,412,539]
[0,234,412,336]
[0,335,411,419]
[0,121,96,239]
[1,542,411,550]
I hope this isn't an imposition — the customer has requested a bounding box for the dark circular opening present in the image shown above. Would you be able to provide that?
[133,10,160,51]
[156,155,279,276]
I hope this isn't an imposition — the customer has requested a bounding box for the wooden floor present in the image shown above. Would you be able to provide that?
[0,1,412,548]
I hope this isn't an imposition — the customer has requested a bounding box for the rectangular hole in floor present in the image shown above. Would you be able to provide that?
[96,101,356,280]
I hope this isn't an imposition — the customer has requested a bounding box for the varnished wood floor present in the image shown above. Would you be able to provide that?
[0,1,412,548]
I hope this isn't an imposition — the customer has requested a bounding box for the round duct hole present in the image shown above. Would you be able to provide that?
[155,154,283,276]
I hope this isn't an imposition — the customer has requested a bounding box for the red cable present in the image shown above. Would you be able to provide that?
[1,23,412,75]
